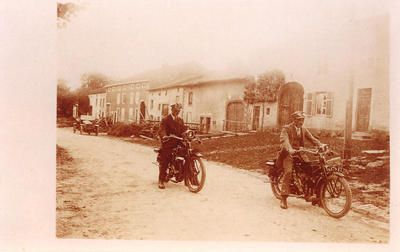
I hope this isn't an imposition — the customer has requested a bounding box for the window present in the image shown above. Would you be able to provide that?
[116,107,120,122]
[176,95,180,103]
[130,92,134,104]
[188,92,193,105]
[186,112,192,123]
[135,92,139,104]
[117,93,121,104]
[150,100,154,109]
[165,90,168,96]
[158,104,161,111]
[266,107,270,115]
[305,92,333,117]
[122,94,127,104]
[121,108,125,121]
[305,93,313,115]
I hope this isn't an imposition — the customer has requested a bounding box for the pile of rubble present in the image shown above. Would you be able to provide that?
[347,150,390,222]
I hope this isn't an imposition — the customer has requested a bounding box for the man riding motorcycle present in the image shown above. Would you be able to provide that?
[157,103,187,189]
[277,111,324,209]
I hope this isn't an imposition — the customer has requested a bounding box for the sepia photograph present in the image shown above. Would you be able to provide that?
[1,0,399,251]
[55,0,391,243]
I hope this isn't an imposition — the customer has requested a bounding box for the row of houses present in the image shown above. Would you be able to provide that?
[86,14,389,134]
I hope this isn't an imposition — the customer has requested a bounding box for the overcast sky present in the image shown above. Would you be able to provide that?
[57,0,390,89]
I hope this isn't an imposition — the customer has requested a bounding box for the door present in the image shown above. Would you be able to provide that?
[278,82,304,127]
[356,88,372,132]
[200,116,211,133]
[140,101,146,122]
[252,106,260,130]
[226,101,245,131]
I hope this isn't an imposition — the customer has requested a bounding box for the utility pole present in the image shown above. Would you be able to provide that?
[343,73,354,168]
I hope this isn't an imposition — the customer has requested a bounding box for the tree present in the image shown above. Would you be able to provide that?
[57,2,81,29]
[257,70,285,129]
[57,79,75,118]
[243,70,285,130]
[243,81,257,104]
[74,73,109,115]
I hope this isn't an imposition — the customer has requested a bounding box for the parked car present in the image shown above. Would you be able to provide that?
[73,120,99,136]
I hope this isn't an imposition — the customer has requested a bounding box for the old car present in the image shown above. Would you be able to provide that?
[73,119,99,135]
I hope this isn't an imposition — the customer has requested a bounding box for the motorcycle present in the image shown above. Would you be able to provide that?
[267,145,352,218]
[153,129,206,193]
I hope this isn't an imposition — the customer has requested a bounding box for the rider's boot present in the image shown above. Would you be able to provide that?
[305,195,316,202]
[280,196,288,209]
[158,179,165,189]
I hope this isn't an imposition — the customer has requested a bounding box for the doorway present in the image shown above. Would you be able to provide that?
[356,88,372,132]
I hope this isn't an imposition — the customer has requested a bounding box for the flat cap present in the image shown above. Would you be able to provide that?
[170,103,183,110]
[291,111,305,120]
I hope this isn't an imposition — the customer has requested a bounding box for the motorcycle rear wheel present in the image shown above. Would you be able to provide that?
[270,171,284,200]
[185,158,206,193]
[320,175,352,218]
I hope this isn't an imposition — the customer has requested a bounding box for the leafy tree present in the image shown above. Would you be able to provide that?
[257,70,285,129]
[243,81,257,104]
[243,70,285,129]
[57,2,81,29]
[57,79,75,118]
[74,73,109,115]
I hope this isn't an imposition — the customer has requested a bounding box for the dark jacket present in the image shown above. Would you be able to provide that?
[158,114,187,149]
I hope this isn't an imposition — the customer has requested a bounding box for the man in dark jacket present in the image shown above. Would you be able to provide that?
[277,111,323,209]
[157,103,187,189]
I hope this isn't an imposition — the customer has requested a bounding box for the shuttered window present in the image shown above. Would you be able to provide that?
[305,92,333,117]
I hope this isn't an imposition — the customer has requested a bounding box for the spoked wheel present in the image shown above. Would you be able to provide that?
[320,175,352,218]
[270,171,284,200]
[185,158,206,193]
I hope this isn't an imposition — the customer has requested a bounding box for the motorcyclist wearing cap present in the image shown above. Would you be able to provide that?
[157,103,188,189]
[277,111,323,209]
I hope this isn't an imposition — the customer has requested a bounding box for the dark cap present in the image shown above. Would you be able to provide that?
[291,111,305,120]
[170,103,183,110]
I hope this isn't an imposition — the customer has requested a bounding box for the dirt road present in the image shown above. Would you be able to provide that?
[56,128,389,242]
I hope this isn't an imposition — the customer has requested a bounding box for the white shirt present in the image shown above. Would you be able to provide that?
[295,126,301,136]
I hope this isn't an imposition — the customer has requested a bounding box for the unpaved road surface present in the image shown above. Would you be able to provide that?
[56,128,389,242]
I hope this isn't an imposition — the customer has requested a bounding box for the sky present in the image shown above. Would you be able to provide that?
[57,0,390,90]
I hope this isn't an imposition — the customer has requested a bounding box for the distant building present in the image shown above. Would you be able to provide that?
[104,80,149,123]
[253,15,389,132]
[301,15,389,132]
[148,76,253,133]
[88,88,106,119]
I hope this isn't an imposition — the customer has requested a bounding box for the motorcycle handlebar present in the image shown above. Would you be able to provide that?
[161,135,183,142]
[294,145,329,156]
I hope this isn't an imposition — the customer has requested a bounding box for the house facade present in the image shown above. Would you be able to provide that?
[147,77,254,132]
[105,80,149,123]
[88,88,106,119]
[301,15,389,132]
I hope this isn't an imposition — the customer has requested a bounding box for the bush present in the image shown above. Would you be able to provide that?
[370,129,390,143]
[107,122,143,137]
[57,116,75,128]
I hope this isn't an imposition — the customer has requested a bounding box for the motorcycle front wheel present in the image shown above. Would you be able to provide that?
[270,171,284,200]
[185,157,206,193]
[320,175,352,218]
